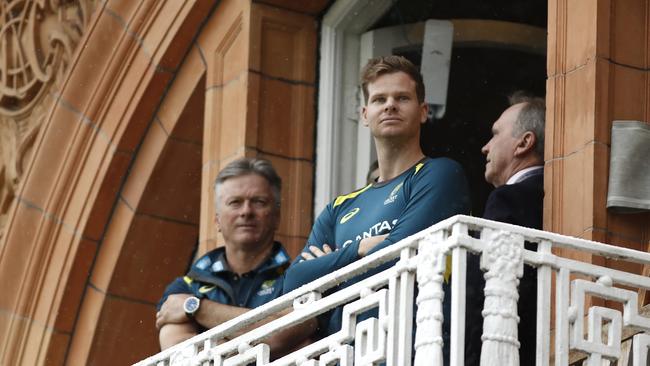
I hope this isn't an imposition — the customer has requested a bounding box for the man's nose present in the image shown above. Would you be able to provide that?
[481,143,489,155]
[384,98,397,112]
[239,201,254,215]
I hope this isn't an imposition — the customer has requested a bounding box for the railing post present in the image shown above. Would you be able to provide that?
[450,223,469,366]
[479,228,524,366]
[555,268,570,366]
[387,247,417,365]
[414,231,447,366]
[536,240,552,366]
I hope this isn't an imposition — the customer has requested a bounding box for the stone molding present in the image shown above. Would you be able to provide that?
[0,0,96,241]
[198,1,318,256]
[546,0,650,242]
[0,1,215,364]
[0,0,327,363]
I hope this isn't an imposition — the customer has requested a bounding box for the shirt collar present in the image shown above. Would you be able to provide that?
[206,241,290,275]
[506,165,543,185]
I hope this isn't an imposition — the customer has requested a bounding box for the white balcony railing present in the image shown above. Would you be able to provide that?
[135,215,650,366]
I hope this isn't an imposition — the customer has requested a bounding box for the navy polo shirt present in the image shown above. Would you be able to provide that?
[158,241,290,324]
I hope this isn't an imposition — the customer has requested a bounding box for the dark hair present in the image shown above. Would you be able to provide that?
[360,55,425,104]
[509,91,546,159]
[214,157,282,209]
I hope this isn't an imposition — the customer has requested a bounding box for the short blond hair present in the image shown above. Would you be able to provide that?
[360,55,425,104]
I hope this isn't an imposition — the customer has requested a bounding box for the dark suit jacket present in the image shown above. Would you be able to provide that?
[483,172,543,229]
[465,171,543,366]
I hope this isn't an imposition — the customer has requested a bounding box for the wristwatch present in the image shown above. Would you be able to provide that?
[183,296,201,318]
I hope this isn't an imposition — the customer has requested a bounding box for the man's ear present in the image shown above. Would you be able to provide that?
[514,131,536,157]
[361,106,369,127]
[419,102,429,124]
[214,213,222,232]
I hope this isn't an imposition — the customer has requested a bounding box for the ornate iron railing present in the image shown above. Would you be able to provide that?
[135,215,650,365]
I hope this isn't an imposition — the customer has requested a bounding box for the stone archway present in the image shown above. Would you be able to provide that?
[0,0,326,364]
[0,1,215,364]
[65,48,206,365]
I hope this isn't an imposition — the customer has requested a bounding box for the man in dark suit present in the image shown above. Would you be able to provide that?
[466,92,545,365]
[481,91,545,226]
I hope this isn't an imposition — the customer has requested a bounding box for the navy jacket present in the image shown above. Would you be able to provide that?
[483,172,543,228]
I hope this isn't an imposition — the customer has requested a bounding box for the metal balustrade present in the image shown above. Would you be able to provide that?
[135,215,650,366]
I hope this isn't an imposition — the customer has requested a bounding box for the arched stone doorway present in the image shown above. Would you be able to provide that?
[0,0,322,364]
[0,1,215,364]
[65,48,206,365]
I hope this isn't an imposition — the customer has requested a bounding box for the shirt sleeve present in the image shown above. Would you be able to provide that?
[157,277,193,311]
[292,204,336,264]
[282,205,361,293]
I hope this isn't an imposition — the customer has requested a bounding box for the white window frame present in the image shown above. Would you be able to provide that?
[315,0,396,215]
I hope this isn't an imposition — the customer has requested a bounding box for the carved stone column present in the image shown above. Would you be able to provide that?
[479,228,524,366]
[414,231,447,365]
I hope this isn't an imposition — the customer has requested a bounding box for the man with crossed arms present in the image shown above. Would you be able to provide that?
[283,56,471,363]
[156,158,314,353]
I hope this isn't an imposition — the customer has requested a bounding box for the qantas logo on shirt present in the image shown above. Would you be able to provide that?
[340,207,360,224]
[342,219,397,247]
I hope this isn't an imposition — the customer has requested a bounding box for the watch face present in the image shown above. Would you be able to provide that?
[184,297,200,315]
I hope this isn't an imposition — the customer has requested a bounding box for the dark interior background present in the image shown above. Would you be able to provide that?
[372,0,547,216]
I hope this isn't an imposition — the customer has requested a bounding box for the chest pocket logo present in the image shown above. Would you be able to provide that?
[384,182,403,205]
[340,207,360,224]
[257,280,277,296]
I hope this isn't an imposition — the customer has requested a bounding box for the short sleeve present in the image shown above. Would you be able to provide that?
[157,277,193,310]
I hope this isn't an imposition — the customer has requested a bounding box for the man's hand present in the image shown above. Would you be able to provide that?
[300,244,333,260]
[156,293,192,329]
[358,234,389,257]
[156,297,318,356]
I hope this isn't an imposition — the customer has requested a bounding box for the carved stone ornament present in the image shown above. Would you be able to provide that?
[479,228,524,366]
[414,232,447,366]
[0,0,94,239]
